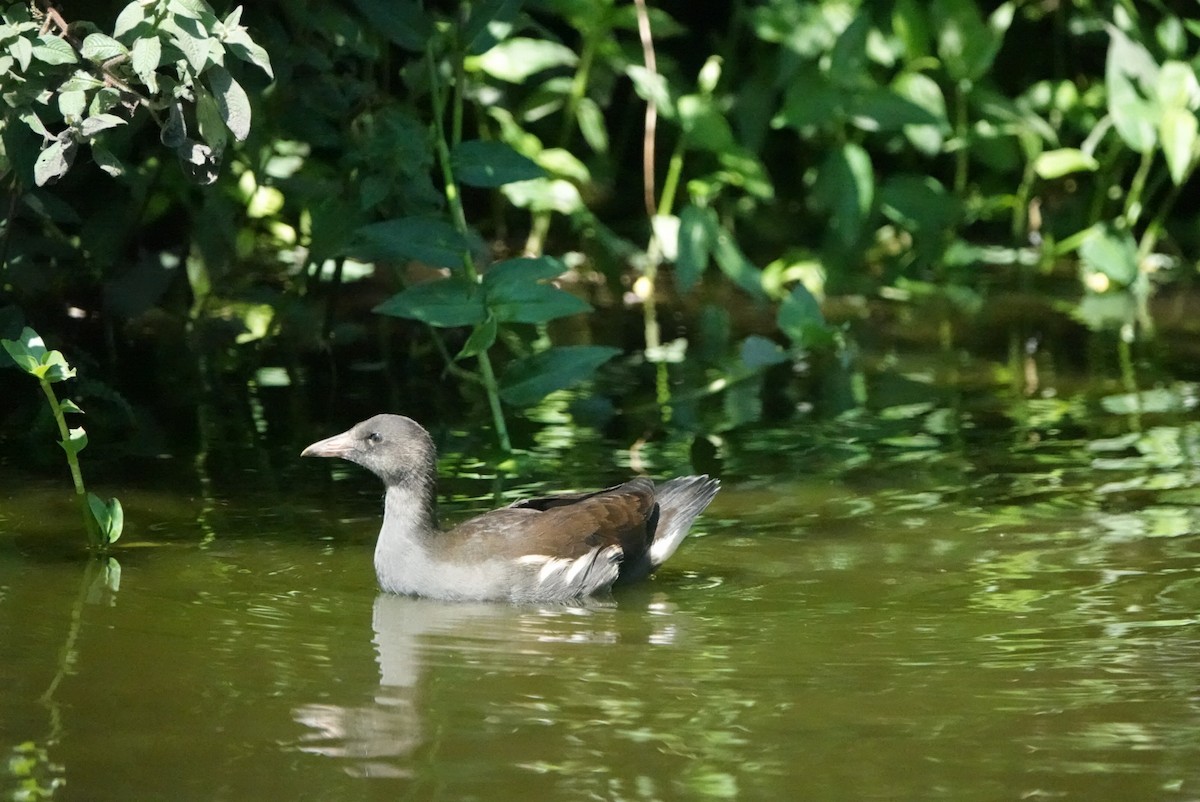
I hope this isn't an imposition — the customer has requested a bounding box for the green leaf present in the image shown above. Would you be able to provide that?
[1156,61,1200,111]
[62,427,88,456]
[457,314,498,360]
[829,10,871,88]
[114,3,147,38]
[461,0,523,55]
[88,493,124,545]
[348,217,470,271]
[777,283,828,348]
[576,97,608,153]
[1106,27,1160,153]
[81,33,128,62]
[483,258,590,324]
[1160,107,1198,186]
[778,67,842,133]
[712,230,767,299]
[451,140,545,187]
[482,256,567,286]
[892,72,949,155]
[1034,148,1100,179]
[195,86,228,153]
[207,66,251,142]
[848,87,942,132]
[501,178,584,214]
[678,94,735,152]
[740,335,789,368]
[499,346,620,406]
[60,399,85,415]
[676,205,717,292]
[130,35,162,88]
[932,0,1012,83]
[1079,225,1138,287]
[350,0,432,51]
[166,14,209,73]
[222,28,273,79]
[79,113,127,138]
[812,143,874,247]
[2,337,38,374]
[879,174,958,234]
[40,349,76,382]
[58,89,87,121]
[34,140,75,187]
[32,35,77,65]
[373,278,485,327]
[481,258,577,312]
[470,37,577,83]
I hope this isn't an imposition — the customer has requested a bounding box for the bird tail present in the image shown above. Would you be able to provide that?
[648,475,720,569]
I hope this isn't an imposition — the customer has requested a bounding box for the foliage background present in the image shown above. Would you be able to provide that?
[2,0,1198,455]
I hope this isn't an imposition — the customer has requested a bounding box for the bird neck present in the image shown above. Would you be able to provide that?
[374,478,441,593]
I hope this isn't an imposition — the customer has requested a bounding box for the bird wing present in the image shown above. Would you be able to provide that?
[440,478,659,563]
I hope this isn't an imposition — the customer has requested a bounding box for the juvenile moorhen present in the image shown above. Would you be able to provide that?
[302,414,720,602]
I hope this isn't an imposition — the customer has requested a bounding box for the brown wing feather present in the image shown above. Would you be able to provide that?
[438,478,658,563]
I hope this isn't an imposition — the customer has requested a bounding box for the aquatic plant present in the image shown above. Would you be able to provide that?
[2,327,122,550]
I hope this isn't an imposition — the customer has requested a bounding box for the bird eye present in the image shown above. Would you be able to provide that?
[366,432,382,445]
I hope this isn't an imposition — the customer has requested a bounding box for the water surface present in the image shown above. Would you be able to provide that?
[3,330,1200,801]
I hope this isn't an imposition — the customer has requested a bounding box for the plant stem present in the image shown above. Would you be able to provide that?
[1122,149,1154,227]
[427,43,512,451]
[39,378,100,548]
[953,81,970,194]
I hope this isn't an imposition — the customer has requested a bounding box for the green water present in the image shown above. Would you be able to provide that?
[4,326,1200,800]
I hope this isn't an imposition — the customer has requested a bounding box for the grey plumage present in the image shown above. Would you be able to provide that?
[302,414,720,602]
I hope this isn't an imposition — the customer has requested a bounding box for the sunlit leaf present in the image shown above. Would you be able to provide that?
[61,426,88,455]
[1159,107,1197,186]
[1106,27,1159,153]
[165,15,209,73]
[81,33,128,62]
[499,346,620,406]
[223,28,273,79]
[1033,148,1099,179]
[207,66,251,141]
[502,178,584,214]
[32,35,77,65]
[131,35,162,91]
[471,37,577,82]
[33,139,75,186]
[892,72,949,154]
[79,114,127,138]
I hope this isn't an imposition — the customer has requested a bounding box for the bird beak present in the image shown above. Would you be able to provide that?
[301,429,355,459]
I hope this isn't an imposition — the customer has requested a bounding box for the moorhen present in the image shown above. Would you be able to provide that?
[302,414,720,602]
